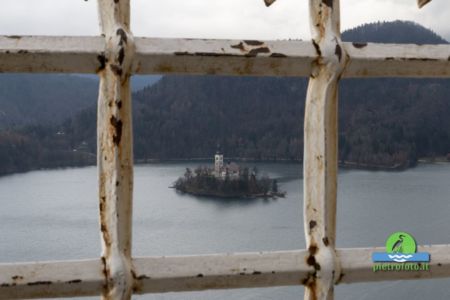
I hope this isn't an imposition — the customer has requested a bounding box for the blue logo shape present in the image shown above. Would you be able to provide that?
[372,232,430,263]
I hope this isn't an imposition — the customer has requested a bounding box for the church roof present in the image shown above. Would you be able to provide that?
[227,162,240,172]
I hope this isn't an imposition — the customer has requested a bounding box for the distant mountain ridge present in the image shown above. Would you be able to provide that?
[0,74,98,128]
[0,20,449,175]
[342,20,448,44]
[0,74,161,129]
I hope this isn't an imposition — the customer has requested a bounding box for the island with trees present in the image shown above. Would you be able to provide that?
[173,153,285,199]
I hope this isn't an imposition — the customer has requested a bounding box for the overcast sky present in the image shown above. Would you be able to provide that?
[0,0,449,41]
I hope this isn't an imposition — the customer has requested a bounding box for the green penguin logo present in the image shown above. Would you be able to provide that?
[385,231,416,254]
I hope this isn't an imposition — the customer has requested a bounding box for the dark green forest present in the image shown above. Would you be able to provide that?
[0,21,449,175]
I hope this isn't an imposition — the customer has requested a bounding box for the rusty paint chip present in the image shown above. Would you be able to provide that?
[335,44,342,61]
[118,47,125,65]
[174,51,237,58]
[231,42,245,51]
[312,40,322,57]
[352,42,367,49]
[27,281,52,286]
[322,0,333,8]
[337,272,345,283]
[97,54,107,71]
[110,116,123,145]
[247,47,271,57]
[196,274,204,278]
[306,255,321,271]
[244,40,264,46]
[174,51,190,56]
[406,57,438,62]
[322,236,330,246]
[116,28,127,45]
[195,52,237,57]
[418,0,432,8]
[302,274,317,291]
[101,256,110,281]
[66,279,82,284]
[252,271,262,275]
[308,244,318,256]
[309,220,317,231]
[263,0,276,7]
[270,53,287,58]
[110,64,123,76]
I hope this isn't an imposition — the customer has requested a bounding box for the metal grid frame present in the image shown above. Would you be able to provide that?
[1,0,450,299]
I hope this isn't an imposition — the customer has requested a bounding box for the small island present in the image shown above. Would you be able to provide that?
[173,152,285,199]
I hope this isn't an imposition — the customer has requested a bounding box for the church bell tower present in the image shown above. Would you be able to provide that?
[214,152,223,174]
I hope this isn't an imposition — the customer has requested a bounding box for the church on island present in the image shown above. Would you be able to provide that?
[214,152,240,179]
[173,151,285,199]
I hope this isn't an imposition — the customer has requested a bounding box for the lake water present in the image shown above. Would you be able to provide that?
[1,162,450,299]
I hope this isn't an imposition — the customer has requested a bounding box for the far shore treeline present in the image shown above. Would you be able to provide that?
[1,21,450,176]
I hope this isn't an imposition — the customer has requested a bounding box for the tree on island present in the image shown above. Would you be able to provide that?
[173,165,285,199]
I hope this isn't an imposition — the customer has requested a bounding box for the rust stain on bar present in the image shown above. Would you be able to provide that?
[97,0,135,299]
[418,0,432,8]
[352,42,367,49]
[263,0,276,7]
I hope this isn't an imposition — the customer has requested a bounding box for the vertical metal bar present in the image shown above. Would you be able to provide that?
[303,0,347,299]
[97,0,135,299]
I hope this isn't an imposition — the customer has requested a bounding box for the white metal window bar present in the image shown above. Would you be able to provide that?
[0,0,449,299]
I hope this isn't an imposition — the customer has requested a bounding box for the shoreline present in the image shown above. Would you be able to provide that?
[1,157,449,178]
[338,160,412,171]
[175,188,286,200]
[417,156,450,163]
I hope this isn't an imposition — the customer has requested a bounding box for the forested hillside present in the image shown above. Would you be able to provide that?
[130,21,450,167]
[1,21,449,175]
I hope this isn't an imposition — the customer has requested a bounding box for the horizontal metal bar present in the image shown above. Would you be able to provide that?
[1,36,449,77]
[0,36,104,74]
[0,259,103,299]
[1,245,450,298]
[0,250,311,299]
[133,38,315,76]
[132,250,310,294]
[338,244,450,284]
[345,42,450,78]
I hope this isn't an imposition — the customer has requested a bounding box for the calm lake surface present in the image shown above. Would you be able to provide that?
[1,162,450,299]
